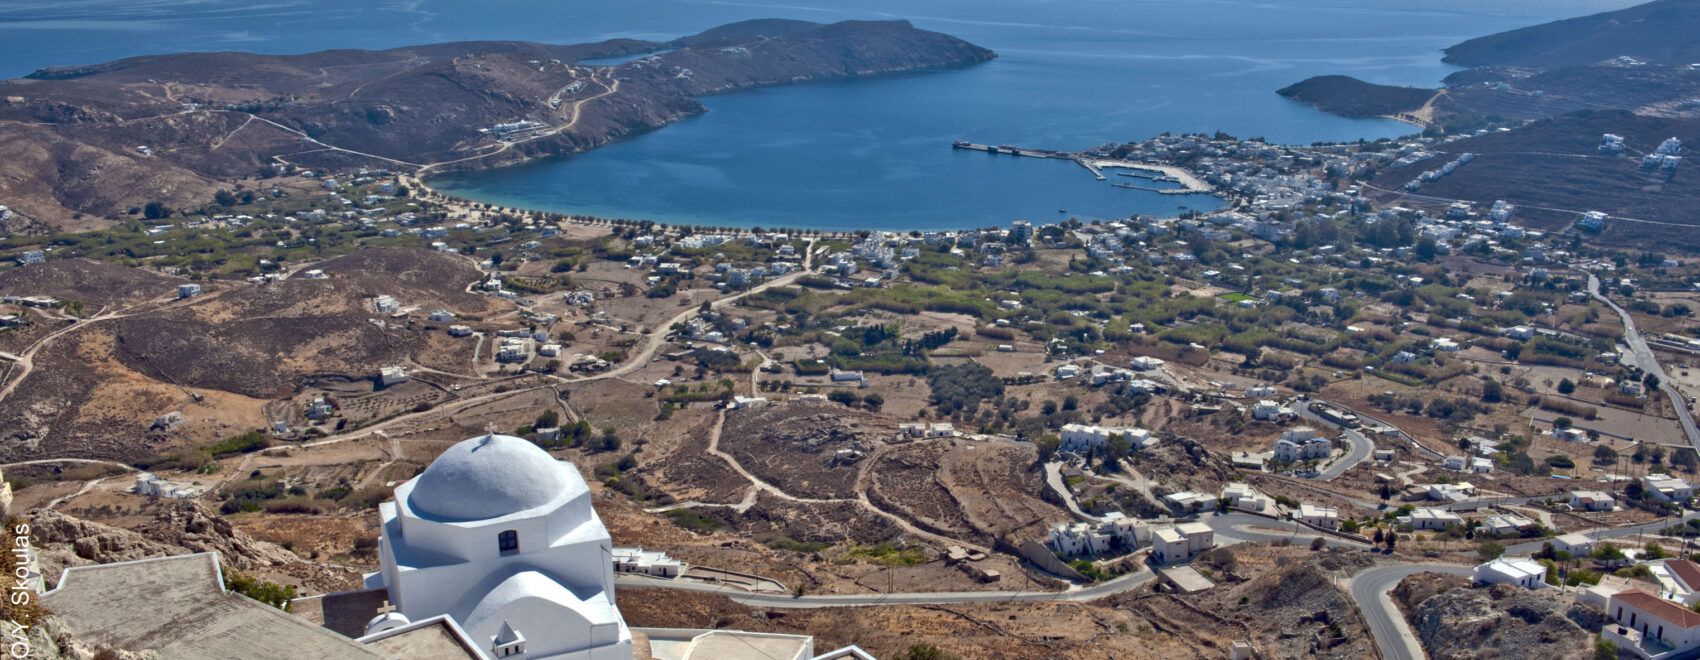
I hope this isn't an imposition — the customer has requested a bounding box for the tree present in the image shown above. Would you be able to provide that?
[1386,533,1398,551]
[1415,237,1438,261]
[1310,537,1327,551]
[1373,529,1385,543]
[1558,378,1576,395]
[1554,417,1574,430]
[143,201,171,219]
[535,410,560,429]
[1035,434,1061,463]
[1674,448,1698,472]
[1480,380,1504,404]
[214,189,238,206]
[1595,444,1618,465]
[1592,542,1626,562]
[862,393,884,411]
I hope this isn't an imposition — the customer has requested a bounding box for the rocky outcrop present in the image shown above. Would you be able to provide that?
[1277,75,1435,119]
[1394,573,1593,660]
[26,501,359,593]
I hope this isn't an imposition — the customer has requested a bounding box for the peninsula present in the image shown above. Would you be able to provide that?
[0,19,994,234]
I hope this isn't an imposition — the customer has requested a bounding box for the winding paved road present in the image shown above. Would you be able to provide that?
[1350,564,1472,660]
[1298,401,1375,481]
[1589,273,1700,450]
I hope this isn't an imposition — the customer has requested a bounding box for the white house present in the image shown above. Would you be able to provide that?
[1298,503,1340,530]
[449,325,473,337]
[1473,557,1546,589]
[1049,516,1148,557]
[610,547,684,578]
[19,250,44,265]
[1252,400,1281,421]
[830,369,865,384]
[1481,514,1534,536]
[1570,491,1617,511]
[1644,474,1693,504]
[1653,559,1700,607]
[1400,507,1464,530]
[1505,325,1535,340]
[1469,457,1494,474]
[1431,337,1461,352]
[1059,424,1152,452]
[1221,483,1269,513]
[429,309,454,323]
[1130,356,1165,371]
[375,433,635,659]
[379,366,410,387]
[1604,589,1700,659]
[132,473,203,499]
[1443,455,1468,471]
[1151,522,1214,564]
[1274,428,1331,462]
[178,283,202,299]
[1554,532,1596,556]
[1163,490,1218,514]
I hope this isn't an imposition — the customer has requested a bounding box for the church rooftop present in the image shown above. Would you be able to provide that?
[406,433,583,521]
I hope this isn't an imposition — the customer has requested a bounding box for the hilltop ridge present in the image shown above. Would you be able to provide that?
[0,20,994,233]
[1443,0,1700,69]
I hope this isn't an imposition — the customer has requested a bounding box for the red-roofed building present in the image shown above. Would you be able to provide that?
[1659,559,1700,607]
[1605,589,1700,658]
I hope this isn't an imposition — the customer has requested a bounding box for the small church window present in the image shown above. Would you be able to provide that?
[498,530,519,554]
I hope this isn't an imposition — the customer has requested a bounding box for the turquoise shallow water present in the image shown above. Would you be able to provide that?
[0,0,1641,230]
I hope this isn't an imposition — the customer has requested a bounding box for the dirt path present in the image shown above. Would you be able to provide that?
[695,409,993,553]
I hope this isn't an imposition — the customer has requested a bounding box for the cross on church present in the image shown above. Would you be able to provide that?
[376,600,396,616]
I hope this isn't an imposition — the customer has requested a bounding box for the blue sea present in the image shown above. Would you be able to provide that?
[0,0,1643,231]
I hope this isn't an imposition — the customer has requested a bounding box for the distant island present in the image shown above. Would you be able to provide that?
[0,19,994,234]
[1272,0,1700,245]
[1278,0,1700,134]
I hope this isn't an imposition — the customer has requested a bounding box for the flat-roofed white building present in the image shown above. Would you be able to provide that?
[1163,490,1218,514]
[1570,490,1617,511]
[611,547,684,578]
[379,366,410,387]
[1400,507,1464,530]
[1221,483,1269,513]
[1645,474,1693,504]
[1298,503,1339,530]
[1473,557,1545,589]
[1151,522,1214,564]
[1554,532,1596,556]
[1060,424,1153,452]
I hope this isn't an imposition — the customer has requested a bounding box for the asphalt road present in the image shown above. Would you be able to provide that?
[614,512,1362,609]
[1590,272,1700,450]
[1350,564,1472,660]
[1505,510,1698,556]
[1298,402,1374,480]
[617,568,1159,608]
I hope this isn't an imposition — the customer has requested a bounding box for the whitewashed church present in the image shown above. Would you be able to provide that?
[372,432,632,659]
[39,432,875,660]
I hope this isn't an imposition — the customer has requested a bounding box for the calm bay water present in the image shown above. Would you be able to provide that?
[0,0,1642,230]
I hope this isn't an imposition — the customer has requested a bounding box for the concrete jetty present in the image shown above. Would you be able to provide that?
[949,140,1215,194]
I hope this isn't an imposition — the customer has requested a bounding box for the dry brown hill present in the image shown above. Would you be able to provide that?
[0,20,994,233]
